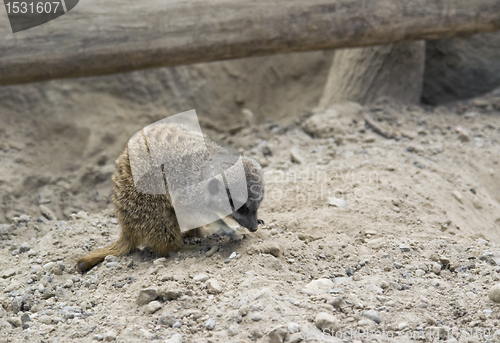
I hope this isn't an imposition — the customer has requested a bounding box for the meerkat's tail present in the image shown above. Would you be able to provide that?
[76,235,135,273]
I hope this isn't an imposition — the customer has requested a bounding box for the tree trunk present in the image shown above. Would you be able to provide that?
[0,0,499,85]
[319,41,426,106]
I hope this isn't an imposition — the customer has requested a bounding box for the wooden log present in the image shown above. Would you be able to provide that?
[1,0,500,85]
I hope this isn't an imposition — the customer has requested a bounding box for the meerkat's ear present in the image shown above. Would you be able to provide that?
[208,178,222,196]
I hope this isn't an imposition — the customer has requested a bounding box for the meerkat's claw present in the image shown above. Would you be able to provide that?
[258,219,265,225]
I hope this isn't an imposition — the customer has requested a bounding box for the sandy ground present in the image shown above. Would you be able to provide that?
[1,73,500,342]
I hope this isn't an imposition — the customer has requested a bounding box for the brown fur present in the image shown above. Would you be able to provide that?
[76,124,263,273]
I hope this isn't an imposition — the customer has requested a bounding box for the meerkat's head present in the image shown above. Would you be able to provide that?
[205,156,264,232]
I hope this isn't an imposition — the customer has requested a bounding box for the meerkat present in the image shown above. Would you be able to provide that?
[76,123,264,273]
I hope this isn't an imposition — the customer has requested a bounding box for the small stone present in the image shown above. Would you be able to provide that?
[43,262,56,271]
[367,238,386,249]
[227,324,239,336]
[2,269,16,279]
[380,281,389,289]
[452,190,463,204]
[290,147,305,164]
[172,320,182,328]
[105,262,118,268]
[205,246,219,257]
[315,312,340,333]
[158,288,183,301]
[19,214,30,222]
[7,317,22,328]
[431,262,441,275]
[20,313,30,324]
[229,252,237,259]
[19,242,31,253]
[288,322,301,333]
[206,278,222,294]
[362,310,381,324]
[158,312,176,327]
[103,330,117,341]
[63,280,74,288]
[153,257,167,265]
[302,278,335,295]
[425,313,437,325]
[136,288,158,306]
[328,297,345,307]
[205,318,216,330]
[193,274,209,282]
[489,284,500,303]
[247,241,282,257]
[251,313,262,322]
[76,211,88,219]
[397,322,407,331]
[265,325,288,343]
[145,301,162,314]
[39,205,56,221]
[327,197,347,208]
[399,244,411,252]
[415,269,426,277]
[92,335,104,341]
[165,333,183,343]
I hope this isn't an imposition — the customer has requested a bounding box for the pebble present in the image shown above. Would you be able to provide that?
[43,262,56,271]
[193,274,209,282]
[205,318,216,330]
[172,320,182,328]
[425,313,437,325]
[397,322,407,331]
[92,335,104,341]
[229,252,237,259]
[105,262,118,268]
[315,312,340,332]
[251,313,262,322]
[288,322,301,333]
[452,190,463,204]
[302,278,334,295]
[1,269,16,279]
[489,284,500,303]
[205,245,218,257]
[290,147,305,164]
[327,197,347,208]
[399,244,411,252]
[227,324,239,336]
[136,288,158,306]
[206,278,222,294]
[39,205,56,221]
[7,317,22,328]
[415,269,426,277]
[20,313,31,324]
[247,241,282,257]
[145,301,162,314]
[165,334,183,343]
[158,288,183,301]
[63,279,74,288]
[328,297,345,307]
[266,325,288,343]
[103,330,117,341]
[19,242,31,253]
[362,310,381,324]
[158,312,176,327]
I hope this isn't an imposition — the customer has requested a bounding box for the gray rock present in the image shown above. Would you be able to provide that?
[315,312,340,333]
[489,284,500,303]
[103,330,117,341]
[327,197,347,208]
[362,310,381,324]
[193,274,209,282]
[205,318,216,330]
[399,244,411,252]
[158,288,183,301]
[158,312,176,327]
[227,324,239,336]
[327,297,345,308]
[165,333,183,343]
[136,288,157,306]
[206,278,222,294]
[7,317,22,328]
[265,325,288,343]
[19,242,31,253]
[302,278,335,295]
[145,301,162,314]
[172,320,182,328]
[39,205,56,221]
[92,335,103,341]
[287,322,300,333]
[20,313,30,324]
